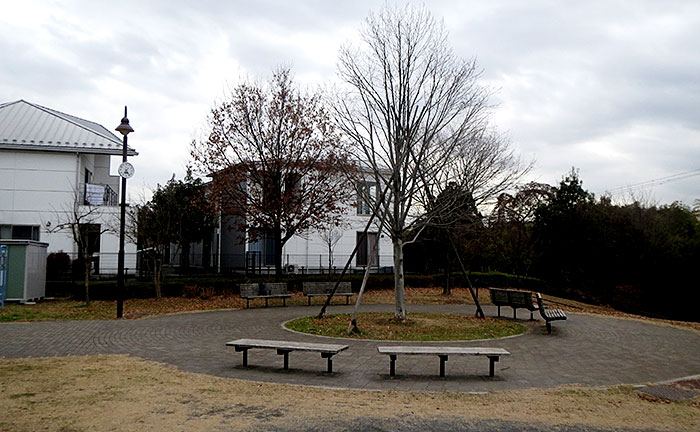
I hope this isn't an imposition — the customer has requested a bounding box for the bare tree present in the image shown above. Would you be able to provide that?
[47,192,110,305]
[318,221,346,275]
[334,5,527,319]
[191,67,354,278]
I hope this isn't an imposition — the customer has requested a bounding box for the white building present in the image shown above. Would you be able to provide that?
[0,100,137,274]
[208,174,393,275]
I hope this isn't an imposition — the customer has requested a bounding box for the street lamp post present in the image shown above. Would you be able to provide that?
[115,107,134,319]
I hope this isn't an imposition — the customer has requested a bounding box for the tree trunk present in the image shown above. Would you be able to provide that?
[328,242,333,277]
[443,264,451,295]
[393,238,406,320]
[274,224,283,281]
[84,259,90,306]
[152,253,162,298]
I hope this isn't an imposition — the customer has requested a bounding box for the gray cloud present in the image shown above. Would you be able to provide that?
[1,0,697,204]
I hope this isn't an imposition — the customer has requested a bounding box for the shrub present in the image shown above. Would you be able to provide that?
[46,252,71,280]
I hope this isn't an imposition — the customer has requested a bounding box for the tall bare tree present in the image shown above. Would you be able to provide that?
[334,5,528,319]
[191,67,354,277]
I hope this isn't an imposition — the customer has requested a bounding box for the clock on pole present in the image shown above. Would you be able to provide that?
[118,161,134,178]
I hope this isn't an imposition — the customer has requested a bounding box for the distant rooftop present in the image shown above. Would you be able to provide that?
[0,100,137,156]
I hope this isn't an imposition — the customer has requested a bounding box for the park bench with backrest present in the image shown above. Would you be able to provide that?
[226,338,349,373]
[489,288,538,319]
[536,293,567,334]
[239,282,292,308]
[302,281,353,305]
[376,346,510,378]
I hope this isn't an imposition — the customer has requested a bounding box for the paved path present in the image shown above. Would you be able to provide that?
[1,304,699,392]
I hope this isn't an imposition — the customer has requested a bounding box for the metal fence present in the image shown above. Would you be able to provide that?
[46,250,395,280]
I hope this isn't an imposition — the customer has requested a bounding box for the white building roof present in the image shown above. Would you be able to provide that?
[0,100,137,155]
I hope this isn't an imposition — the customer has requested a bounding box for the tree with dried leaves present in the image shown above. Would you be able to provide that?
[191,68,354,278]
[334,5,528,319]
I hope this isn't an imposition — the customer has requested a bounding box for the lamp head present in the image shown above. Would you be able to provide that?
[115,106,134,136]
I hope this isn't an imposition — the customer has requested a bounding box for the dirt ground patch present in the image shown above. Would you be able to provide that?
[0,355,697,431]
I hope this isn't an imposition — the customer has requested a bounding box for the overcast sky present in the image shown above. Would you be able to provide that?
[2,0,698,206]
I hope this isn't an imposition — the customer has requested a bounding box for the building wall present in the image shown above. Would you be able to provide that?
[276,202,393,272]
[0,149,136,273]
[0,150,77,228]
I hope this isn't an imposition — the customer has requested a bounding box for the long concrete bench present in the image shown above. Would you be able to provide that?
[239,283,292,308]
[536,293,567,334]
[226,338,349,373]
[489,288,538,320]
[376,346,510,378]
[302,281,353,305]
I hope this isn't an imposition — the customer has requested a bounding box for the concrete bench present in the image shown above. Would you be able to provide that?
[239,283,292,308]
[536,293,567,334]
[226,338,349,373]
[489,288,538,320]
[376,346,510,378]
[302,281,353,305]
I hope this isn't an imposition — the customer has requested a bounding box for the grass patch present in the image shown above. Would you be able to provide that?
[0,301,116,322]
[286,312,526,341]
[0,296,248,322]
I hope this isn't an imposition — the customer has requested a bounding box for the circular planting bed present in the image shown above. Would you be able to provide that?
[285,312,527,341]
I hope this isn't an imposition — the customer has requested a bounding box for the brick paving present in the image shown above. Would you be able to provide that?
[1,304,699,392]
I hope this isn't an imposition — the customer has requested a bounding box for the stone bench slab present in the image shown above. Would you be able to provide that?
[377,346,510,378]
[227,338,349,373]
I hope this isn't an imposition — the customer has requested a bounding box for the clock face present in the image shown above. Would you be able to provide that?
[118,162,135,179]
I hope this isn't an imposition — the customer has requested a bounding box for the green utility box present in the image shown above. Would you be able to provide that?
[0,240,48,303]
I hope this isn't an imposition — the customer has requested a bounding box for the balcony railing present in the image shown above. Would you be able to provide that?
[83,183,119,206]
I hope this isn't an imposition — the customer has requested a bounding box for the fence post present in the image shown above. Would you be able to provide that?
[0,245,7,308]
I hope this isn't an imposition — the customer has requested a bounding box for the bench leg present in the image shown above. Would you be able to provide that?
[235,347,250,367]
[530,311,534,320]
[246,299,249,309]
[389,355,397,377]
[497,306,501,317]
[488,355,499,377]
[513,308,517,320]
[265,298,269,308]
[439,355,448,377]
[308,296,311,306]
[546,321,552,334]
[283,297,287,307]
[321,353,335,373]
[277,349,291,370]
[346,296,349,305]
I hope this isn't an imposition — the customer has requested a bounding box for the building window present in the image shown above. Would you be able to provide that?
[356,231,379,267]
[0,225,40,241]
[357,181,376,215]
